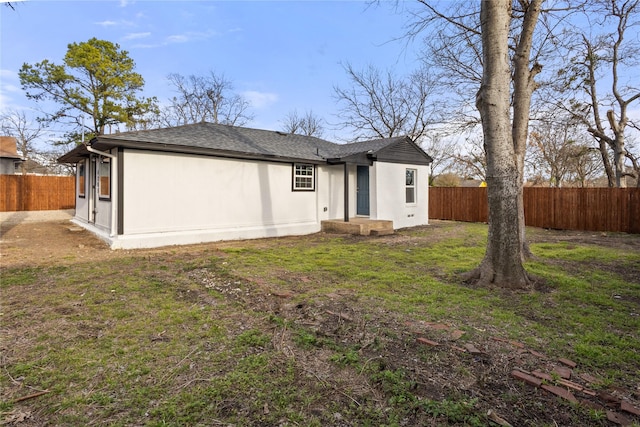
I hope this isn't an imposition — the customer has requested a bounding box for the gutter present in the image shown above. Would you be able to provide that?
[85,144,118,238]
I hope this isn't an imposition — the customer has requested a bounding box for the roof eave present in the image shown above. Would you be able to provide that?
[93,138,326,165]
[58,144,90,164]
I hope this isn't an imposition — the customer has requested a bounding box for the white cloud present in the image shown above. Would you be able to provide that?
[166,34,189,44]
[165,30,218,45]
[0,69,18,80]
[0,69,20,112]
[95,20,118,27]
[129,43,160,49]
[242,91,278,109]
[2,84,20,93]
[0,90,17,114]
[123,32,151,41]
[94,19,135,28]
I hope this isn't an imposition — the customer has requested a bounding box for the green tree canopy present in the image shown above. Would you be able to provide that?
[19,37,157,138]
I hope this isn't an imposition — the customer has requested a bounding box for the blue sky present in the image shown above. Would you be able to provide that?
[1,1,422,145]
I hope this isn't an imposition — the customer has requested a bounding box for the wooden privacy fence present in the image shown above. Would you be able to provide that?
[1,175,75,212]
[429,187,640,234]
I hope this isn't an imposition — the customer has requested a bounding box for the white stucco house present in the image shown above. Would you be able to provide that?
[58,122,432,249]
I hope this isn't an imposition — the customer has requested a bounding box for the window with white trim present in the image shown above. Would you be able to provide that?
[98,157,111,200]
[406,168,416,204]
[293,163,315,191]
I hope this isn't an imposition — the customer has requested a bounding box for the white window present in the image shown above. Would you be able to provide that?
[98,157,111,200]
[293,163,315,191]
[406,169,416,204]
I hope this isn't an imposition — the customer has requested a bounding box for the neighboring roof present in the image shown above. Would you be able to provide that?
[58,122,433,166]
[0,136,22,160]
[460,179,485,188]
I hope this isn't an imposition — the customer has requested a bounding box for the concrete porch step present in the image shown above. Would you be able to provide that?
[370,228,394,236]
[321,218,394,236]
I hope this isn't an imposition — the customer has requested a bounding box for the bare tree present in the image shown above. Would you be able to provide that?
[567,144,604,187]
[333,63,441,142]
[464,0,545,289]
[410,2,484,133]
[280,110,325,137]
[420,132,457,181]
[625,140,640,187]
[0,111,77,175]
[451,135,487,181]
[528,118,583,187]
[431,172,462,187]
[162,71,254,127]
[0,109,46,161]
[527,112,605,187]
[555,0,640,187]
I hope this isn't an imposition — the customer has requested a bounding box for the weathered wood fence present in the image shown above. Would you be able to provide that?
[0,175,75,212]
[429,187,640,234]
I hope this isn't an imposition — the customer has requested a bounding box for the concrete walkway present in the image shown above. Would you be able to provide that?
[0,209,74,224]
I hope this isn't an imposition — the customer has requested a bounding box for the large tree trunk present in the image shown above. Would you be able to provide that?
[468,0,531,289]
[511,0,542,260]
[596,137,616,187]
[614,135,627,188]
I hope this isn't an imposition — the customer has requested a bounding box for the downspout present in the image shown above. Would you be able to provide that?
[85,145,118,237]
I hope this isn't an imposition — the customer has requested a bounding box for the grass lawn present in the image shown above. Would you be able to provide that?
[1,220,639,426]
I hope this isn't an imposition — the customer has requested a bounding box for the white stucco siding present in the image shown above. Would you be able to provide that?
[348,165,358,218]
[369,164,378,219]
[94,198,112,230]
[317,164,345,221]
[74,159,89,222]
[122,150,319,236]
[372,162,429,229]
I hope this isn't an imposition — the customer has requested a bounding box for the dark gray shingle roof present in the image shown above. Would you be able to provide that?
[325,136,409,158]
[59,122,432,165]
[96,122,337,162]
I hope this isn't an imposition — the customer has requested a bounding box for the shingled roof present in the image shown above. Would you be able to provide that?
[0,136,22,160]
[59,122,432,165]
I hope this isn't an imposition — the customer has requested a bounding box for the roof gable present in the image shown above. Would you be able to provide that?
[330,136,433,165]
[375,137,433,165]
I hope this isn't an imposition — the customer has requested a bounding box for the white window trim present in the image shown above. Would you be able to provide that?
[406,168,417,204]
[98,157,111,200]
[293,163,315,191]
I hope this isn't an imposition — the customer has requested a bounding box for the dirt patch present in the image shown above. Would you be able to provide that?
[527,226,640,251]
[1,220,112,268]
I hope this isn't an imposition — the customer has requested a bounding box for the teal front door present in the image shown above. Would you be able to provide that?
[356,165,370,216]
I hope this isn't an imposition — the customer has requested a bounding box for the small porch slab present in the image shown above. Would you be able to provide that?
[321,218,394,236]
